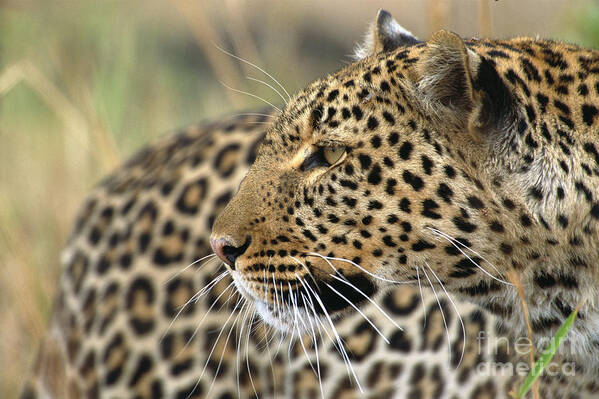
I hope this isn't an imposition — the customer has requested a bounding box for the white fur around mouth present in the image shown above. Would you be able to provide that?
[231,272,320,333]
[231,273,257,302]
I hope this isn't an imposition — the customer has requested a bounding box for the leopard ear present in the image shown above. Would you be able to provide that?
[417,30,516,133]
[354,9,420,60]
[416,30,478,119]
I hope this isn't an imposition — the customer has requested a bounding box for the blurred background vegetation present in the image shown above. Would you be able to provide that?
[0,0,598,396]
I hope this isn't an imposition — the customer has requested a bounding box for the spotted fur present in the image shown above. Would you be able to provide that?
[23,10,599,399]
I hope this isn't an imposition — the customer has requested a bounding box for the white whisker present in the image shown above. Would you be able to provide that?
[178,281,235,355]
[189,297,243,399]
[161,270,229,342]
[262,321,278,398]
[191,270,230,304]
[281,281,289,316]
[416,267,427,328]
[289,282,316,373]
[290,255,318,287]
[263,267,268,299]
[236,302,250,399]
[296,273,363,393]
[427,227,512,286]
[421,267,452,364]
[285,282,297,363]
[233,112,277,119]
[165,253,217,284]
[206,297,245,397]
[247,76,288,105]
[328,274,403,331]
[219,80,282,112]
[425,262,465,368]
[245,308,259,399]
[323,281,389,344]
[300,292,325,399]
[213,42,292,101]
[301,289,332,357]
[307,252,412,285]
[272,272,281,318]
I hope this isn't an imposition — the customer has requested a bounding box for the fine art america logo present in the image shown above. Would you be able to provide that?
[475,331,576,376]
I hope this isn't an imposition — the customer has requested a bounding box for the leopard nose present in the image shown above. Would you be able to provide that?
[210,236,251,270]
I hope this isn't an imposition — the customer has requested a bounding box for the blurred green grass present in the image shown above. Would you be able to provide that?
[0,0,597,397]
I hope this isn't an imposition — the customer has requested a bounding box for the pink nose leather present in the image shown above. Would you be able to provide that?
[210,236,251,269]
[210,238,233,268]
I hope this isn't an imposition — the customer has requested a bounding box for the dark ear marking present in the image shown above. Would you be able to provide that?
[354,9,421,59]
[472,56,517,134]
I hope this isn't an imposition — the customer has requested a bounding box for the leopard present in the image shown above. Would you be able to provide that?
[22,9,599,399]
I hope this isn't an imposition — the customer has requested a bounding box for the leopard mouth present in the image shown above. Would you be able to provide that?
[231,273,300,331]
[231,270,378,332]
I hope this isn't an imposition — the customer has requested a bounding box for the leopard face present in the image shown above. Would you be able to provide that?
[211,33,502,331]
[211,8,599,363]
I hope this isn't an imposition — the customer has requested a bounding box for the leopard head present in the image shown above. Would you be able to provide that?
[211,10,529,332]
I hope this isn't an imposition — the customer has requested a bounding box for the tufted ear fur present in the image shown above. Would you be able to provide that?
[416,30,516,134]
[354,9,421,60]
[416,31,479,121]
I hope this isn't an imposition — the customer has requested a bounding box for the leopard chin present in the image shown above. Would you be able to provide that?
[232,275,308,332]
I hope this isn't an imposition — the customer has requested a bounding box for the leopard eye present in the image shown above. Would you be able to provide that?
[323,146,345,165]
[300,146,347,171]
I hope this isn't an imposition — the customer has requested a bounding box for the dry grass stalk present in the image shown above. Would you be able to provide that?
[224,0,264,76]
[427,0,450,35]
[0,61,120,171]
[506,269,539,399]
[170,0,247,107]
[479,0,492,38]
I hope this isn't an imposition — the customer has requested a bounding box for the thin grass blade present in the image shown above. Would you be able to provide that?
[517,307,579,398]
